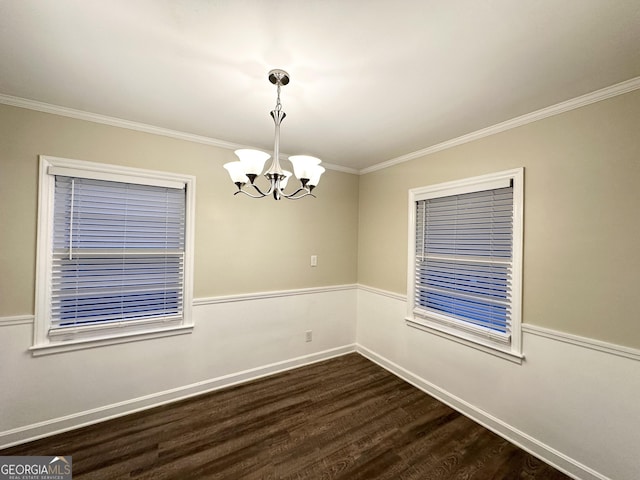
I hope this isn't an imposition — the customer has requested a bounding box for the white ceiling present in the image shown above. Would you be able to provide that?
[1,0,639,171]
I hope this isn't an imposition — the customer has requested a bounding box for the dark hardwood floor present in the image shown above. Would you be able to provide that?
[1,353,571,479]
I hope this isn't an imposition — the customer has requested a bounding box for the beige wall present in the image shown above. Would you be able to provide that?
[0,104,359,316]
[358,90,640,349]
[2,88,639,348]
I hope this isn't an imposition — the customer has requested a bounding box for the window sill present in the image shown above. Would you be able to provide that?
[405,317,524,364]
[30,324,194,356]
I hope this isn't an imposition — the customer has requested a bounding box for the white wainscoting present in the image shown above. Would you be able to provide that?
[0,286,357,449]
[3,285,639,480]
[356,287,640,480]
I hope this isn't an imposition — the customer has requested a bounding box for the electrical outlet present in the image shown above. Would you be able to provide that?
[310,255,317,267]
[305,330,313,342]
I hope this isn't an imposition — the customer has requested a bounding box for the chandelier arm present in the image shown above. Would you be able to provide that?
[234,189,267,199]
[281,190,317,200]
[234,190,266,198]
[280,186,308,197]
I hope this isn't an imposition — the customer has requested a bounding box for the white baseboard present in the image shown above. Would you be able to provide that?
[355,345,610,480]
[0,344,356,450]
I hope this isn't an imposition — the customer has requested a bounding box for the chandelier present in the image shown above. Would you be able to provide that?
[223,69,325,200]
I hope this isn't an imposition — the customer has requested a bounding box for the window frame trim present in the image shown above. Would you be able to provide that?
[33,155,196,355]
[406,168,524,362]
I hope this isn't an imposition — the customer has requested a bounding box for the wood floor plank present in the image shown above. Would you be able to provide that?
[0,353,571,479]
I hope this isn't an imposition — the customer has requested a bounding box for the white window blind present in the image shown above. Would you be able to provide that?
[51,176,186,331]
[413,185,514,343]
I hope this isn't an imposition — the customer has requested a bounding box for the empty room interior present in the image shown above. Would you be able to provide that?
[0,1,639,479]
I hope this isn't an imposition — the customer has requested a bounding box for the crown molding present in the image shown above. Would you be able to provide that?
[0,94,245,150]
[3,75,639,177]
[0,94,354,174]
[319,162,359,175]
[360,76,640,175]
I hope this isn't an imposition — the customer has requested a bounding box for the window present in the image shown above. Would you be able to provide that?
[407,168,523,361]
[33,156,195,355]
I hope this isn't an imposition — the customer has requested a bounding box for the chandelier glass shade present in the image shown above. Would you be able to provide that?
[223,69,325,200]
